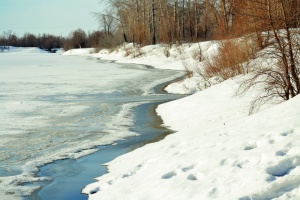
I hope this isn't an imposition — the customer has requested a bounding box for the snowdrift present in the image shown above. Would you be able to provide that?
[83,77,300,200]
[80,39,300,199]
[63,48,96,56]
[1,47,47,53]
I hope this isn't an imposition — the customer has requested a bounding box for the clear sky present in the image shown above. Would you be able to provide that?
[0,0,106,37]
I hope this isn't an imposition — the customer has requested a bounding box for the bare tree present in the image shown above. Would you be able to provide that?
[238,0,300,112]
[151,0,157,44]
[69,29,87,48]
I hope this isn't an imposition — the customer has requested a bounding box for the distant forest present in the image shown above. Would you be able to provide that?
[0,29,111,51]
[1,0,300,51]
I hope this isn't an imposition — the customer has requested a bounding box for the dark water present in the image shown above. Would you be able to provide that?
[0,52,186,199]
[32,101,180,200]
[27,65,186,200]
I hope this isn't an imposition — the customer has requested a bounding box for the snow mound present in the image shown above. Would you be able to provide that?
[92,41,225,94]
[2,47,47,53]
[83,77,300,200]
[94,41,220,72]
[55,48,65,54]
[63,48,96,56]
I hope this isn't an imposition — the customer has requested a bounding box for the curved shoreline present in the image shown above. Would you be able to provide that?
[30,67,186,200]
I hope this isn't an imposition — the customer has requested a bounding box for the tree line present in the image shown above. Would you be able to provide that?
[97,0,299,107]
[0,29,117,51]
[99,0,300,45]
[1,0,300,106]
[0,31,62,51]
[2,0,300,51]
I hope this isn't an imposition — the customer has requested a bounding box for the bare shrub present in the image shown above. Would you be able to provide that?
[109,46,119,53]
[123,45,144,58]
[175,42,184,55]
[203,40,256,81]
[192,43,204,62]
[237,61,287,114]
[239,1,300,108]
[94,47,100,53]
[133,46,144,58]
[62,39,73,51]
[123,47,132,57]
[238,28,300,114]
[163,44,171,57]
[182,60,193,78]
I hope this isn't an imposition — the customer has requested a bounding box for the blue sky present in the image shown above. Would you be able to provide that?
[0,0,106,36]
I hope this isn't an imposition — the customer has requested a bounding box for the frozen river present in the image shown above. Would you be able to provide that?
[0,48,184,199]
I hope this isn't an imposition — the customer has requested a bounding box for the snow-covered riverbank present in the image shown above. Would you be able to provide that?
[2,41,300,199]
[78,42,300,199]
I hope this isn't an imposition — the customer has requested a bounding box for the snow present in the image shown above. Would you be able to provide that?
[62,48,95,55]
[91,42,223,94]
[3,39,300,199]
[4,46,48,53]
[0,47,183,199]
[80,41,300,199]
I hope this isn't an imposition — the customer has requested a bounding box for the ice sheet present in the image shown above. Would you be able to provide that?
[0,48,183,198]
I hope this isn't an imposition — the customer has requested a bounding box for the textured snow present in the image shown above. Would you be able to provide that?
[82,42,300,200]
[3,40,300,199]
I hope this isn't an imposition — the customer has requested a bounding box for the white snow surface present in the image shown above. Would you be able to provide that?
[81,42,300,199]
[91,42,221,94]
[62,48,95,55]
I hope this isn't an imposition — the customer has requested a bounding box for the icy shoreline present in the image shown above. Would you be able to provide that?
[3,42,300,199]
[34,55,186,199]
[35,101,180,200]
[0,48,184,199]
[80,43,300,199]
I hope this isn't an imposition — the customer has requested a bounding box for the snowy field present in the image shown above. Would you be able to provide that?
[0,47,183,199]
[78,42,300,199]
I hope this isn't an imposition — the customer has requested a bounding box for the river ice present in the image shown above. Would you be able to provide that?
[0,47,183,199]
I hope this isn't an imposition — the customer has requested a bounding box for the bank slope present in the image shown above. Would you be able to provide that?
[83,77,300,199]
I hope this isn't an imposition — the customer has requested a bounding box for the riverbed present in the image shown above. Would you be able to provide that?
[0,48,184,199]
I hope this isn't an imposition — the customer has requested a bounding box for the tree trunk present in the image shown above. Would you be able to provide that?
[194,4,198,39]
[152,0,157,44]
[182,0,185,41]
[267,0,293,98]
[279,0,300,94]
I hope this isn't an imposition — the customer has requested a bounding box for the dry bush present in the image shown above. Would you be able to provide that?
[109,46,119,53]
[89,48,99,54]
[62,39,73,51]
[123,46,144,58]
[191,43,204,62]
[203,40,257,81]
[237,61,287,114]
[94,47,100,53]
[163,44,171,57]
[123,47,132,57]
[175,42,184,55]
[134,47,144,58]
[238,30,300,114]
[182,60,193,78]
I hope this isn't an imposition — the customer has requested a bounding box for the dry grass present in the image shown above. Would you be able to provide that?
[191,44,204,62]
[182,60,193,78]
[203,39,257,80]
[123,46,144,58]
[123,47,132,57]
[163,44,171,57]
